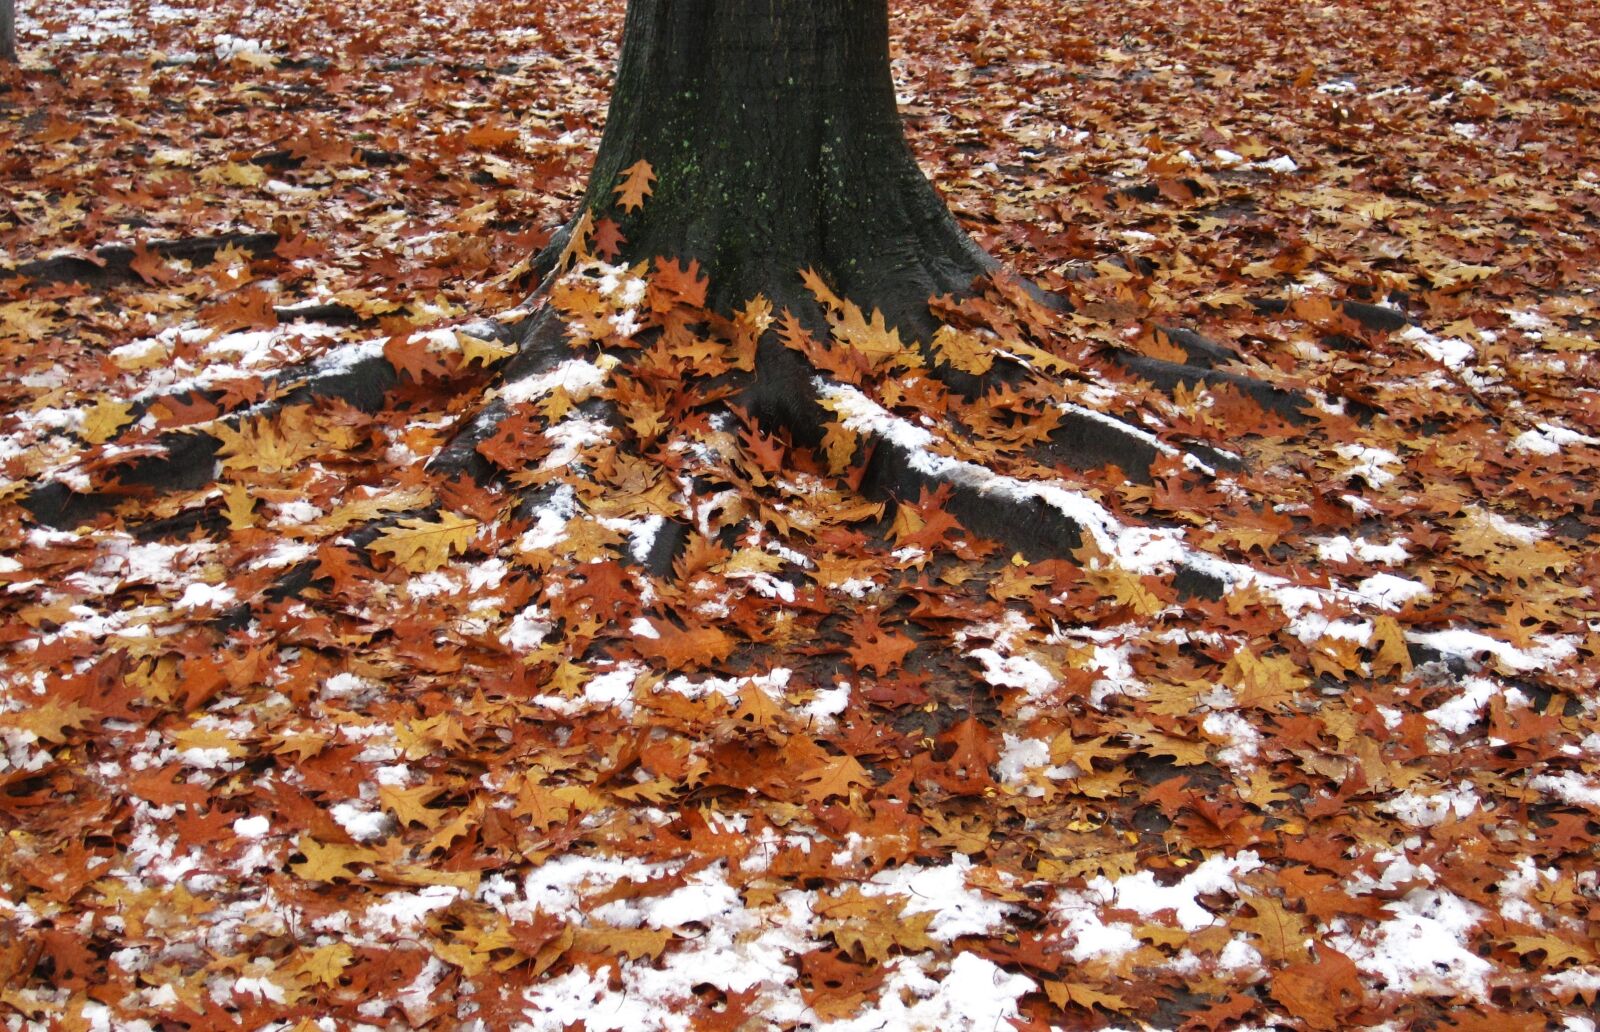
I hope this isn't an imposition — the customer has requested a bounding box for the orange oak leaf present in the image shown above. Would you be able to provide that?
[649,257,708,311]
[846,612,916,676]
[937,716,999,782]
[202,287,279,334]
[634,620,736,671]
[796,754,873,803]
[129,242,180,286]
[384,332,459,382]
[592,216,627,261]
[613,159,656,212]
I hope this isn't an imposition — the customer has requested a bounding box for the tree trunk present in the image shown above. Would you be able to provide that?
[578,0,993,335]
[1,0,16,64]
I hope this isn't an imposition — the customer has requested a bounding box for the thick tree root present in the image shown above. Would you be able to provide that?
[19,313,528,528]
[9,219,1400,668]
[12,231,282,287]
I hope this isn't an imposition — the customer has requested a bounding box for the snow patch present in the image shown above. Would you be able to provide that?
[1330,888,1490,999]
[865,854,1011,941]
[1512,423,1600,456]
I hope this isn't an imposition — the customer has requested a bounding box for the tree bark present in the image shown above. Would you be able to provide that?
[579,0,994,336]
[1,0,16,64]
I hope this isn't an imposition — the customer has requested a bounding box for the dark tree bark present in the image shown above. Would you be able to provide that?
[572,0,994,335]
[1,0,16,64]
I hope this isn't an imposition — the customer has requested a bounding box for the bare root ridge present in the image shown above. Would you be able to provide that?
[8,213,1412,664]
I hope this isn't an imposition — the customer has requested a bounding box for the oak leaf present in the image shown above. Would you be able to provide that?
[649,257,708,310]
[634,620,736,671]
[219,482,256,530]
[291,837,378,883]
[79,399,135,444]
[384,332,459,381]
[731,683,791,735]
[462,124,520,150]
[515,778,574,831]
[827,301,911,370]
[796,754,873,803]
[379,783,445,828]
[820,421,858,474]
[459,330,516,368]
[592,216,626,260]
[202,287,279,334]
[1235,894,1312,962]
[213,409,359,473]
[311,487,435,533]
[1045,981,1130,1014]
[369,512,478,572]
[128,242,180,285]
[1369,614,1412,677]
[931,325,994,375]
[1268,946,1365,1030]
[1227,648,1307,710]
[571,925,673,960]
[799,949,885,1022]
[937,717,998,781]
[1504,934,1596,966]
[814,888,935,963]
[293,944,354,988]
[0,700,97,744]
[613,159,656,212]
[846,613,916,676]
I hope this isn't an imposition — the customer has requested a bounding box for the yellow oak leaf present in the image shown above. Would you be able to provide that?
[514,778,572,830]
[931,325,994,375]
[378,783,445,828]
[1369,615,1412,677]
[1132,729,1211,767]
[459,330,515,368]
[815,889,935,963]
[1045,981,1130,1014]
[572,925,673,960]
[1236,894,1313,963]
[293,943,354,987]
[291,837,379,883]
[80,399,135,444]
[171,726,248,759]
[558,208,594,270]
[369,512,478,572]
[800,266,846,311]
[1504,934,1596,966]
[828,301,911,370]
[610,778,681,804]
[1227,648,1308,710]
[1086,565,1164,616]
[997,337,1073,374]
[0,700,97,743]
[312,487,435,533]
[220,482,256,530]
[731,683,791,733]
[213,409,359,474]
[378,864,480,891]
[820,421,858,474]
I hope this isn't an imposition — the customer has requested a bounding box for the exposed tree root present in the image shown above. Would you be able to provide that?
[12,230,281,287]
[12,226,1384,655]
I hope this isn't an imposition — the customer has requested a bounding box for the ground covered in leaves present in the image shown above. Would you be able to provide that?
[2,0,1599,1029]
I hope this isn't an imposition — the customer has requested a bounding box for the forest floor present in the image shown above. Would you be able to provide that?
[1,0,1599,1029]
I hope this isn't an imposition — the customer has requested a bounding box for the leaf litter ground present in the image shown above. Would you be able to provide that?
[1,0,1598,1029]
